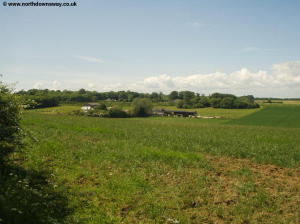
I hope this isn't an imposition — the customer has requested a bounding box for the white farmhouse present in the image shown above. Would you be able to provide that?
[81,103,100,112]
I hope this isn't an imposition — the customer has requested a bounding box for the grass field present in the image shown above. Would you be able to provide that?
[12,104,300,224]
[27,105,82,114]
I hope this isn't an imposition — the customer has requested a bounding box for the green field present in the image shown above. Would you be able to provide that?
[9,105,300,223]
[155,105,262,119]
[27,105,82,114]
[229,105,300,128]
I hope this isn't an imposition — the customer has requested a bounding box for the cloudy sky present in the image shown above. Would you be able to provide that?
[1,0,300,97]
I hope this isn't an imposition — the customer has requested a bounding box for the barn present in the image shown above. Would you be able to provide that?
[152,109,197,117]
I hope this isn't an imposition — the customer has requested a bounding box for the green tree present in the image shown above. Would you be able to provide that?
[78,88,86,94]
[220,97,235,109]
[199,96,210,107]
[169,91,179,101]
[118,91,128,101]
[179,91,195,101]
[210,97,222,108]
[150,92,159,102]
[0,82,22,162]
[131,98,153,117]
[176,99,184,108]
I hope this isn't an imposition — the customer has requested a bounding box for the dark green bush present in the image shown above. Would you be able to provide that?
[95,103,107,110]
[131,98,153,117]
[107,106,128,118]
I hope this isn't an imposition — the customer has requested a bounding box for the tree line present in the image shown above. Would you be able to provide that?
[17,89,259,109]
[173,92,259,109]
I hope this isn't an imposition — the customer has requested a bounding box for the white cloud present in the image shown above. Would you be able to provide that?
[241,47,260,53]
[33,82,43,89]
[33,80,61,90]
[10,61,300,98]
[187,21,207,28]
[75,56,104,63]
[126,61,300,97]
[88,83,95,88]
[101,83,124,91]
[52,80,61,90]
[241,47,276,54]
[142,74,174,89]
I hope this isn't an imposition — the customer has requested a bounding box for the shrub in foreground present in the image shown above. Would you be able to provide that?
[1,81,71,224]
[0,82,22,161]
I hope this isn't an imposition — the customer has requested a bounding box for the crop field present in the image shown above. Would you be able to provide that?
[229,105,300,128]
[12,105,300,224]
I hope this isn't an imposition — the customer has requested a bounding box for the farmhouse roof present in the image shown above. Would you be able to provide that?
[152,108,197,114]
[167,110,197,114]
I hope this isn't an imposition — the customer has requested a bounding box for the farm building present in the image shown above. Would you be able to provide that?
[152,109,197,117]
[81,103,100,111]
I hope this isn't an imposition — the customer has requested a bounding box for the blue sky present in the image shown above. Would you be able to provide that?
[1,0,300,97]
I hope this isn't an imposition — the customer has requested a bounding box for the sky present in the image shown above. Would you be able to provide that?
[1,0,300,97]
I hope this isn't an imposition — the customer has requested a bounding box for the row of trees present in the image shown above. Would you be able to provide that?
[17,89,259,109]
[18,89,168,103]
[175,93,259,109]
[18,89,214,103]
